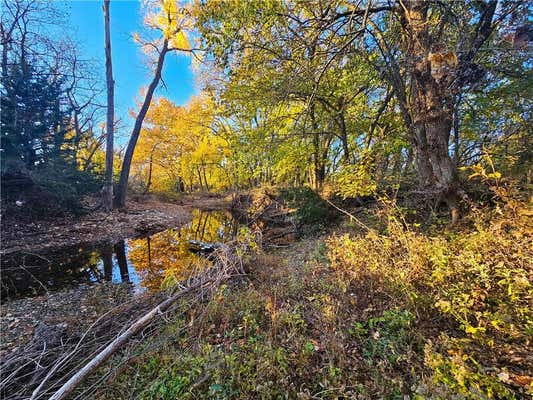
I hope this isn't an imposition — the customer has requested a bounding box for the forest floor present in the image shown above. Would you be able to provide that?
[0,283,135,357]
[1,192,231,255]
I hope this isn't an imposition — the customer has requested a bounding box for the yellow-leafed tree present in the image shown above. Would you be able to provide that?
[131,95,231,193]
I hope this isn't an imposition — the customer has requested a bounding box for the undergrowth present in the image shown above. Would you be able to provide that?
[327,197,532,399]
[280,187,338,235]
[91,191,531,399]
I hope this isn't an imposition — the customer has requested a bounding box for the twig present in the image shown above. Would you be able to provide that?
[47,285,199,400]
[46,245,244,400]
[322,197,373,232]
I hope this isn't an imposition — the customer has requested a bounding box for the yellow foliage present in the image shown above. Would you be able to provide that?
[327,200,532,398]
[140,0,192,51]
[131,95,231,193]
[332,161,377,199]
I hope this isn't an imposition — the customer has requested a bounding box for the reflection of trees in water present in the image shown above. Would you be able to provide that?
[100,241,131,284]
[1,247,102,298]
[101,244,113,281]
[1,211,240,299]
[128,210,237,291]
[114,241,130,282]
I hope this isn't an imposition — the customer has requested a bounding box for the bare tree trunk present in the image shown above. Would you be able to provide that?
[310,104,324,191]
[197,166,204,191]
[202,165,210,192]
[336,97,350,164]
[144,153,154,195]
[103,0,114,211]
[1,32,8,83]
[114,39,169,208]
[339,112,350,164]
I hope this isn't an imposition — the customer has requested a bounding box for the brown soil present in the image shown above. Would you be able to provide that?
[0,283,135,357]
[1,193,231,255]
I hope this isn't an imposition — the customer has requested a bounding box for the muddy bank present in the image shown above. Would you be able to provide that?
[0,283,135,357]
[1,193,230,255]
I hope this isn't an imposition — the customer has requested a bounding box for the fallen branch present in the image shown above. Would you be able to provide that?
[44,244,244,400]
[323,197,373,232]
[46,285,196,400]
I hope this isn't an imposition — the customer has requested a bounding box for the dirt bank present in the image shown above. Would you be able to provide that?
[1,193,231,255]
[0,282,135,357]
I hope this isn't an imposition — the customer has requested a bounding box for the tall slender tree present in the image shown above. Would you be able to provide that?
[102,0,114,211]
[114,0,191,208]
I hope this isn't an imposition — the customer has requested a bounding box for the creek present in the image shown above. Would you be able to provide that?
[1,209,244,301]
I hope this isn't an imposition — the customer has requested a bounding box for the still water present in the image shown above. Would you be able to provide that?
[1,210,242,300]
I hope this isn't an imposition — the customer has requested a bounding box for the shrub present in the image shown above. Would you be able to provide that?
[1,158,101,218]
[326,200,533,398]
[280,187,338,233]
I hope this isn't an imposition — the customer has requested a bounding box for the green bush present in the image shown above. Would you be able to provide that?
[1,158,101,218]
[280,187,338,234]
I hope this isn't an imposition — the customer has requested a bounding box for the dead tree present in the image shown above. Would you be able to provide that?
[102,0,115,211]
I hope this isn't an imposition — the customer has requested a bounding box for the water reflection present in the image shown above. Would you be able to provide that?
[128,209,240,290]
[1,210,241,300]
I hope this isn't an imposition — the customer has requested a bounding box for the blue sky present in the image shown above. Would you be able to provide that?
[59,0,197,142]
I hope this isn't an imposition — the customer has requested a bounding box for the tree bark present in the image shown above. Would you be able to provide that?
[144,153,154,194]
[339,112,350,164]
[197,166,204,191]
[336,97,350,164]
[114,39,169,208]
[310,104,325,190]
[402,1,458,212]
[400,1,496,220]
[103,0,114,211]
[202,165,210,192]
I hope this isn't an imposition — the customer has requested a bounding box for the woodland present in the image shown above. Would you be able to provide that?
[0,0,532,399]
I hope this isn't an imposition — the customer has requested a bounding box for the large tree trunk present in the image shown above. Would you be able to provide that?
[396,0,496,222]
[402,1,459,217]
[103,0,114,211]
[114,39,169,208]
